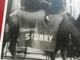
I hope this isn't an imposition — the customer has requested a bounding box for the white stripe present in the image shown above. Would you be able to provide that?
[0,0,8,58]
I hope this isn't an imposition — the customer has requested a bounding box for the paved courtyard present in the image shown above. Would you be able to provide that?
[2,44,80,60]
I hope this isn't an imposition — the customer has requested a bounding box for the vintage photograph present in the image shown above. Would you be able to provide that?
[1,0,80,60]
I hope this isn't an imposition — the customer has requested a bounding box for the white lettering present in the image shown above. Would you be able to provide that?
[34,34,39,40]
[44,35,48,42]
[25,33,53,42]
[20,28,36,32]
[49,36,53,42]
[39,34,43,41]
[25,33,30,40]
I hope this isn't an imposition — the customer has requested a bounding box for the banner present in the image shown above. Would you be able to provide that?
[17,9,64,52]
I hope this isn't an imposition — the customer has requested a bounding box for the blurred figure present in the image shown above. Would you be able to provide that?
[7,0,44,58]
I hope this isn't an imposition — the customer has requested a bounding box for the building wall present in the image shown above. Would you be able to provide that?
[72,0,79,19]
[11,0,20,12]
[66,0,70,13]
[66,0,80,19]
[78,0,80,14]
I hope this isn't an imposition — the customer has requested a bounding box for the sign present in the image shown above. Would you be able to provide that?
[13,9,64,52]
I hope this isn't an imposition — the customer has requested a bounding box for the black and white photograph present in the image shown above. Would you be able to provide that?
[1,0,80,60]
